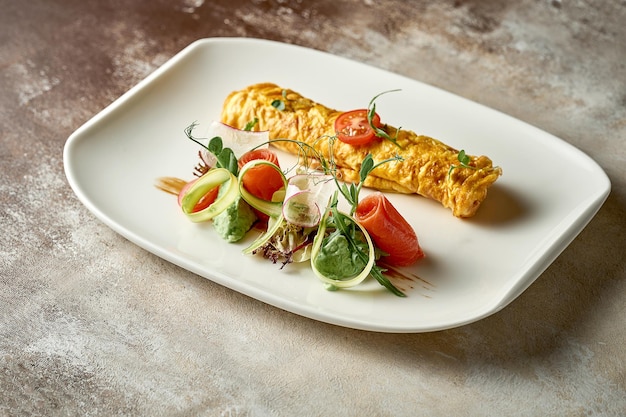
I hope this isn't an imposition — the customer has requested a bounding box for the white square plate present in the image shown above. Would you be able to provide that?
[63,38,610,332]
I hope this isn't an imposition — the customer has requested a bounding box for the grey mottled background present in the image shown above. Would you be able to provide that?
[1,0,625,415]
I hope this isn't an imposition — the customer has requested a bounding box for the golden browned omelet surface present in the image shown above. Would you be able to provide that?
[221,82,502,218]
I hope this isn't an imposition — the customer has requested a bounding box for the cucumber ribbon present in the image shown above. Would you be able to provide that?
[237,159,286,219]
[180,168,238,222]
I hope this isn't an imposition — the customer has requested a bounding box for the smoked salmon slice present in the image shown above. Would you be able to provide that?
[238,148,284,202]
[355,192,424,267]
[238,148,284,222]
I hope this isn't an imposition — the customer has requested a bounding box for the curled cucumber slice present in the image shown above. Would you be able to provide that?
[242,214,286,256]
[237,159,286,219]
[181,168,238,223]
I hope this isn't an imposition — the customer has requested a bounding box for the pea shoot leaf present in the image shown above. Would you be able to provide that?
[367,90,403,148]
[184,123,239,176]
[359,154,375,183]
[243,118,259,131]
[448,149,477,176]
[271,100,285,111]
[208,136,223,155]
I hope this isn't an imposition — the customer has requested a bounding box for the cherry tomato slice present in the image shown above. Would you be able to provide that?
[334,109,382,146]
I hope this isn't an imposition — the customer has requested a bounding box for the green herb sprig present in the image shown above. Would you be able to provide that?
[448,149,476,177]
[367,90,403,149]
[335,152,405,296]
[184,122,239,176]
[271,89,288,111]
[337,153,403,216]
[243,117,259,131]
[327,196,405,297]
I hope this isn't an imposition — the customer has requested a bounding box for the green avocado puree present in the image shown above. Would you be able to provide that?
[213,184,257,243]
[313,231,367,280]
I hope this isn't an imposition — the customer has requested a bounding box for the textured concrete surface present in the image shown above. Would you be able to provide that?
[1,0,625,415]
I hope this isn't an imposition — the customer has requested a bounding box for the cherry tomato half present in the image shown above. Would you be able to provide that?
[334,109,382,146]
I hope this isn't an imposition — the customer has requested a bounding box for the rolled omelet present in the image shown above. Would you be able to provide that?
[220,82,502,218]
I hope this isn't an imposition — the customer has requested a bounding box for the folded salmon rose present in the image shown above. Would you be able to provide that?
[355,192,424,267]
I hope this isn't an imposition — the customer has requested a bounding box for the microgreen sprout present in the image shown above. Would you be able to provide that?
[367,89,403,149]
[184,122,239,176]
[271,89,288,111]
[448,149,476,177]
[243,117,259,131]
[337,153,404,216]
[271,99,285,111]
[329,150,405,296]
